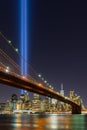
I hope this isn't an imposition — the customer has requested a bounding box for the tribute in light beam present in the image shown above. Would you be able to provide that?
[20,0,28,94]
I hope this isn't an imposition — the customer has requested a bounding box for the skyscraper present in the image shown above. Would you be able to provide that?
[60,83,64,96]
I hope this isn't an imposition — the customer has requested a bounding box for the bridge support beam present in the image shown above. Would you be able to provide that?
[72,105,81,114]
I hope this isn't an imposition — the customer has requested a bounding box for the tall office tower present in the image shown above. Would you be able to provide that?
[41,98,50,112]
[32,93,41,112]
[60,83,64,96]
[70,90,75,99]
[60,83,64,107]
[24,91,29,101]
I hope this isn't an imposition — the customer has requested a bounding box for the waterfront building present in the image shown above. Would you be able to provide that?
[70,90,75,100]
[52,98,57,105]
[40,98,50,112]
[20,94,25,102]
[0,103,6,113]
[11,94,18,110]
[32,93,41,112]
[5,100,12,112]
[16,100,24,110]
[32,99,41,112]
[24,101,32,110]
[24,92,29,101]
[33,93,39,99]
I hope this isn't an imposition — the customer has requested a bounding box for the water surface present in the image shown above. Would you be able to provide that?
[0,114,87,130]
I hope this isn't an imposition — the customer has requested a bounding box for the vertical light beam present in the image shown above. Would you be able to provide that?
[21,0,28,76]
[20,0,28,94]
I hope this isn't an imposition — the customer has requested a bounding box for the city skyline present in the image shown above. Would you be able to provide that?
[0,89,84,114]
[0,0,87,107]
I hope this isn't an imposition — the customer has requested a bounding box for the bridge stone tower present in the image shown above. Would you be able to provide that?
[72,104,81,114]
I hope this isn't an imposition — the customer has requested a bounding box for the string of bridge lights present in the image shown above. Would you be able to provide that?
[0,32,54,90]
[38,74,54,89]
[0,32,19,53]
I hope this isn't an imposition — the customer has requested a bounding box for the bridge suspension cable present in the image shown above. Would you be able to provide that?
[0,48,38,84]
[0,32,38,75]
[0,32,54,88]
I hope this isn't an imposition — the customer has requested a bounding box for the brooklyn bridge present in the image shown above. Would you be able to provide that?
[0,32,81,114]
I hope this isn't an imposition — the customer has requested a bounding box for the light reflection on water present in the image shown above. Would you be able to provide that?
[0,114,87,130]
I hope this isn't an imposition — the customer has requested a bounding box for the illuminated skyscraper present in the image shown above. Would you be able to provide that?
[60,83,64,106]
[70,90,75,99]
[60,83,64,96]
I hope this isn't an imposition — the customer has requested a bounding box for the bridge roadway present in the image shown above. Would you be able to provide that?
[0,70,81,114]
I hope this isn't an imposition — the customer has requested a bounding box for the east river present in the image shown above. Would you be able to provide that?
[0,114,87,130]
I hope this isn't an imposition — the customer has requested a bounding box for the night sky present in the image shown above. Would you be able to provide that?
[0,0,87,107]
